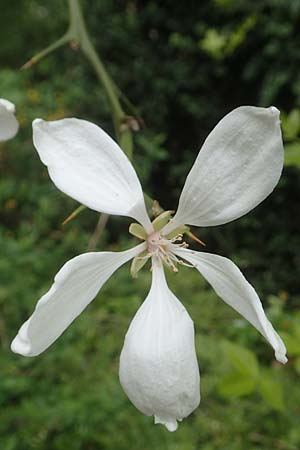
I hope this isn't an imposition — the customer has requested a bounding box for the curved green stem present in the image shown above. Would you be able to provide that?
[67,0,132,155]
[21,32,72,69]
[22,0,133,158]
[22,0,155,244]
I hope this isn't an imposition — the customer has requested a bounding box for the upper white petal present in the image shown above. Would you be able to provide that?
[32,118,152,232]
[174,248,287,364]
[11,243,145,357]
[164,106,284,234]
[119,259,200,432]
[0,98,19,142]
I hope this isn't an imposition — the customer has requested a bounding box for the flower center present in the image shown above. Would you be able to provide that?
[129,210,196,277]
[147,231,162,253]
[146,230,188,273]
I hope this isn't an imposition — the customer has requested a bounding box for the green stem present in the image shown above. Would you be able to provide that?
[68,0,134,247]
[21,32,71,69]
[21,0,152,239]
[22,0,133,158]
[67,0,132,153]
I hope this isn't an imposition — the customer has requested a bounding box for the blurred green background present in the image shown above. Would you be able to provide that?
[1,0,300,449]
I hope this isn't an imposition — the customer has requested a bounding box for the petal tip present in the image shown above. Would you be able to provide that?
[0,98,16,113]
[267,106,281,124]
[154,415,178,432]
[275,352,288,364]
[10,334,31,356]
[10,320,34,357]
[32,118,43,127]
[268,106,280,116]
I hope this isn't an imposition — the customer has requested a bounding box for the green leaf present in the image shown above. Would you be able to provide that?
[281,109,300,140]
[278,331,300,356]
[225,16,257,55]
[221,340,259,377]
[200,29,226,60]
[284,142,300,167]
[258,371,284,412]
[214,0,236,7]
[218,371,256,397]
[292,319,300,340]
[199,17,256,61]
[293,357,300,375]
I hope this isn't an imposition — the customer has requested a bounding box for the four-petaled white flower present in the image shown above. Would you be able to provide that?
[11,106,287,432]
[0,98,19,141]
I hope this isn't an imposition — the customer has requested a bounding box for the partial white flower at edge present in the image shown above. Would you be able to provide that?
[0,98,19,141]
[11,106,287,432]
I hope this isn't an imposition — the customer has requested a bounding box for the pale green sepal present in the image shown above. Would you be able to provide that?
[166,225,189,239]
[152,210,174,231]
[130,251,150,278]
[129,223,148,240]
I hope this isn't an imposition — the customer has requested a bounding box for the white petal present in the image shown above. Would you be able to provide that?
[164,106,284,233]
[32,118,152,232]
[0,98,16,113]
[174,248,287,364]
[119,259,200,432]
[0,98,19,142]
[11,243,145,357]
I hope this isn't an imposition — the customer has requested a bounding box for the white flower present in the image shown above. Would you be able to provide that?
[11,106,287,431]
[0,98,19,141]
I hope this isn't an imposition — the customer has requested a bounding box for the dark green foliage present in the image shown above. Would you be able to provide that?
[1,0,300,449]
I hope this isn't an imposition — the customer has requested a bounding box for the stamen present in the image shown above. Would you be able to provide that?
[145,231,193,273]
[187,231,206,247]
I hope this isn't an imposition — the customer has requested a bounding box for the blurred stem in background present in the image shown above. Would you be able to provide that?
[22,0,138,250]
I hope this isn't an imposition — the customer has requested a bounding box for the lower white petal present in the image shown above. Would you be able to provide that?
[174,248,287,364]
[119,259,200,432]
[0,99,19,142]
[11,243,145,357]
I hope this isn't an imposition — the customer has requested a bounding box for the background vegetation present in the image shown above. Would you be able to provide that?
[1,1,300,449]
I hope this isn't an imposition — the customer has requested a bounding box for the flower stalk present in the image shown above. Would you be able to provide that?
[23,0,132,155]
[22,0,137,247]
